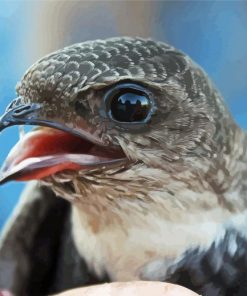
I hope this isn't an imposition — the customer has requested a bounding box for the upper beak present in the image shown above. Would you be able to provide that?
[0,99,42,131]
[0,97,102,145]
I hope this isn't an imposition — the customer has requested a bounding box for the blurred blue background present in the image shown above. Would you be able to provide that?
[0,1,247,229]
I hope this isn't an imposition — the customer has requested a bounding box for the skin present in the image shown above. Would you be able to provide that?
[55,282,199,296]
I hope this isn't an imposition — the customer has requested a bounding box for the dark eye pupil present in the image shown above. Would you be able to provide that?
[110,89,150,122]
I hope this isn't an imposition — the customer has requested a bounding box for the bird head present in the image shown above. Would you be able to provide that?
[0,37,241,217]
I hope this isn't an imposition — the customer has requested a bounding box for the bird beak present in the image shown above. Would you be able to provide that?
[0,100,42,130]
[0,98,101,144]
[0,98,126,184]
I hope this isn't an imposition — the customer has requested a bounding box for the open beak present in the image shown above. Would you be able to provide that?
[0,98,126,184]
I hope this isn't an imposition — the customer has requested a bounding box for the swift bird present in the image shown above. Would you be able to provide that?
[0,37,247,296]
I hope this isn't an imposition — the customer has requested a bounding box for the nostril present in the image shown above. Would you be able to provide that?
[13,105,32,115]
[12,104,41,118]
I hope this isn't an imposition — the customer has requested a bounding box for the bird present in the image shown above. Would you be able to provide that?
[0,36,246,296]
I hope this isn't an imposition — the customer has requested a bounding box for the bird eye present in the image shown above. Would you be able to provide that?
[105,83,152,123]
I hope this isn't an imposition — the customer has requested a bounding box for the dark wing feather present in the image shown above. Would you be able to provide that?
[0,182,107,296]
[166,229,247,296]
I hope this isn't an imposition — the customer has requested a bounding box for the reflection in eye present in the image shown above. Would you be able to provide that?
[105,84,152,123]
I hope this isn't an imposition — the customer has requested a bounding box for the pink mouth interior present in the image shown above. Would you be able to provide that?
[0,127,125,182]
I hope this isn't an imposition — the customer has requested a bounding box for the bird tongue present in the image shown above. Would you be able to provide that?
[0,127,123,183]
